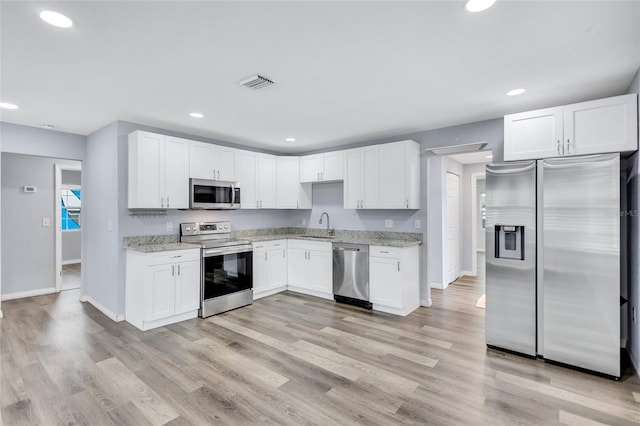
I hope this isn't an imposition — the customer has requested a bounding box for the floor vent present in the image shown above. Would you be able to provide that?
[239,74,274,90]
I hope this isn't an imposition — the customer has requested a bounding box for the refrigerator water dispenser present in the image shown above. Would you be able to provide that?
[496,225,524,260]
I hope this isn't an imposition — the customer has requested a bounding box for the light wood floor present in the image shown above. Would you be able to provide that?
[1,279,639,425]
[61,263,81,291]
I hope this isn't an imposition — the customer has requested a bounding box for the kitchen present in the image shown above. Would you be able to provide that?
[2,1,640,425]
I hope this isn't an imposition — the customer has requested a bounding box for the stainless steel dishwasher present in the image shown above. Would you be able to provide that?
[332,243,371,309]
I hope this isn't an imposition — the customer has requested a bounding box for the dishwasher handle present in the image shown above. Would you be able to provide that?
[334,247,360,252]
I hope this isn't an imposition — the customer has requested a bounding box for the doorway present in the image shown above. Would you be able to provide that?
[55,164,82,292]
[446,172,460,284]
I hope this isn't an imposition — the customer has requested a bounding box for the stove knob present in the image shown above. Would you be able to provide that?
[224,224,229,229]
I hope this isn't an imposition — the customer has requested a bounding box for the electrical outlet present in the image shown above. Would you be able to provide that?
[302,218,306,225]
[166,222,173,232]
[385,219,393,228]
[415,219,421,229]
[42,217,50,227]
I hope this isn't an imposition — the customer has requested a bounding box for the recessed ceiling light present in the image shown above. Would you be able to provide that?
[506,88,526,96]
[40,11,73,28]
[465,0,496,12]
[189,112,204,118]
[286,138,296,142]
[0,102,18,110]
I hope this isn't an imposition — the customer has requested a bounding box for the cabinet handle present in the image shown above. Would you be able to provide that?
[308,251,311,260]
[167,196,170,208]
[161,197,165,208]
[398,261,400,272]
[272,243,281,247]
[170,255,182,258]
[282,249,285,258]
[566,139,570,154]
[557,140,561,155]
[256,200,259,208]
[177,264,181,275]
[380,250,390,254]
[406,199,409,209]
[265,252,267,261]
[321,172,323,181]
[172,265,175,276]
[297,200,299,209]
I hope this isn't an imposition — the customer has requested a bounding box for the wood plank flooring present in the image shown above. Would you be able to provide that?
[61,263,81,291]
[1,274,639,425]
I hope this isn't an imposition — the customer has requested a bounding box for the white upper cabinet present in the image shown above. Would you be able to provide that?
[189,141,236,181]
[504,94,638,161]
[235,149,257,209]
[276,157,312,209]
[256,154,277,209]
[300,151,344,183]
[344,140,420,209]
[128,131,189,209]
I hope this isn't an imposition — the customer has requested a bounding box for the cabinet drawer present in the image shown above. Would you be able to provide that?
[267,240,287,249]
[369,246,401,259]
[288,239,331,252]
[150,249,200,265]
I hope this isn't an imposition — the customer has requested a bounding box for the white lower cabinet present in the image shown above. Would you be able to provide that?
[125,249,200,331]
[253,240,288,300]
[287,240,333,300]
[369,245,420,316]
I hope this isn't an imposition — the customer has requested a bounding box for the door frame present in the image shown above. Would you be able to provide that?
[54,163,82,292]
[445,171,460,285]
[470,172,486,277]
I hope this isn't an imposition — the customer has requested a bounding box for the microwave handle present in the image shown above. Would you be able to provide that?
[231,184,236,205]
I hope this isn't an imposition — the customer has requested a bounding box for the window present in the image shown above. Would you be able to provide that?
[61,185,81,230]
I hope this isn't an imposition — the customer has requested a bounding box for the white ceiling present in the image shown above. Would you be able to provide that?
[448,150,493,165]
[1,1,639,154]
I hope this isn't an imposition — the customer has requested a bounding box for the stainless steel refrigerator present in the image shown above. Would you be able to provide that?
[486,153,620,378]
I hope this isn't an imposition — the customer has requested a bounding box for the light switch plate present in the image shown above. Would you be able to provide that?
[385,219,393,228]
[415,219,421,229]
[166,222,173,232]
[42,217,50,227]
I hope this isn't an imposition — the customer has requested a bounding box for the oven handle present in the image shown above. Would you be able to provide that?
[204,246,253,257]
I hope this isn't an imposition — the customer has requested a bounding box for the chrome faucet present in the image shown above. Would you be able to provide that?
[319,212,333,236]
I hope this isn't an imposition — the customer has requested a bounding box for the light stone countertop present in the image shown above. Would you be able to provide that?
[244,234,422,248]
[123,235,199,253]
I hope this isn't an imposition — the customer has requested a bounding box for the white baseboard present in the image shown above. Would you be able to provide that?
[476,249,486,253]
[1,287,57,301]
[430,282,447,290]
[80,295,125,322]
[420,298,432,307]
[62,259,82,265]
[629,348,640,380]
[461,270,476,277]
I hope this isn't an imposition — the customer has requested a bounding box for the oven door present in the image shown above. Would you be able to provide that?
[200,245,253,317]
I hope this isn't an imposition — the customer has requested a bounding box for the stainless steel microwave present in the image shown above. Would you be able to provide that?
[189,179,240,210]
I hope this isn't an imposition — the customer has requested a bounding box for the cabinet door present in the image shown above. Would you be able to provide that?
[287,247,308,289]
[189,141,216,180]
[235,150,257,209]
[378,142,406,209]
[164,136,190,209]
[307,249,332,294]
[256,154,277,208]
[322,151,344,181]
[343,148,362,209]
[362,145,380,208]
[276,157,301,209]
[370,257,402,309]
[214,146,236,181]
[174,260,200,314]
[565,94,638,156]
[148,264,175,320]
[504,107,563,161]
[300,155,322,182]
[267,248,287,290]
[128,131,164,208]
[252,248,268,294]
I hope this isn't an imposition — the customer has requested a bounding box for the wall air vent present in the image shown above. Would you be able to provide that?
[239,74,274,90]
[426,141,488,155]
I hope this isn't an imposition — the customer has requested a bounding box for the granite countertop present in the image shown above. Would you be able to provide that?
[237,228,422,248]
[123,235,199,253]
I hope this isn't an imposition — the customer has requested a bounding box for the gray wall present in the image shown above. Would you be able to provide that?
[1,122,85,160]
[1,153,81,296]
[627,69,640,373]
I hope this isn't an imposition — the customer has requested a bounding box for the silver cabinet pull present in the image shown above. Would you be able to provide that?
[566,139,571,154]
[321,172,323,181]
[265,252,267,261]
[380,250,390,254]
[167,196,170,208]
[256,200,259,208]
[170,255,182,258]
[161,197,165,208]
[282,249,285,258]
[177,264,181,275]
[557,140,561,155]
[397,261,400,272]
[297,200,299,208]
[172,265,175,276]
[406,199,409,208]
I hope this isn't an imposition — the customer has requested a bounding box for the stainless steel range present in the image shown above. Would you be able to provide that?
[180,222,253,317]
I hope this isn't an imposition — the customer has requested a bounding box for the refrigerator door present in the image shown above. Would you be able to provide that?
[485,161,537,356]
[542,154,620,377]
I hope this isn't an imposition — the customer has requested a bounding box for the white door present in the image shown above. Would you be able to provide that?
[343,148,362,209]
[504,107,563,161]
[287,247,308,289]
[214,146,236,181]
[174,260,200,314]
[322,152,344,181]
[361,145,380,208]
[446,172,460,284]
[299,155,322,182]
[267,248,287,290]
[235,150,257,209]
[129,131,164,208]
[378,142,406,208]
[149,264,175,320]
[252,247,268,294]
[164,136,189,209]
[276,157,300,208]
[256,154,277,208]
[189,141,216,180]
[307,249,332,295]
[370,256,402,308]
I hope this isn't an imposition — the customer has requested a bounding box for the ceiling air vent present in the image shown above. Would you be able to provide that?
[239,74,274,90]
